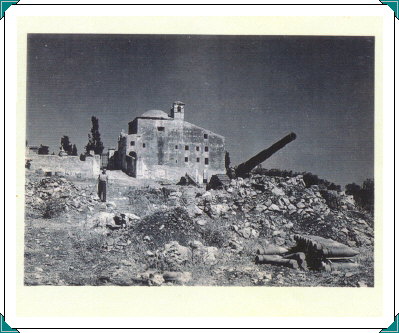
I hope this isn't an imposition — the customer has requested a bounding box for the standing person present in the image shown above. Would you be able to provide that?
[98,168,108,202]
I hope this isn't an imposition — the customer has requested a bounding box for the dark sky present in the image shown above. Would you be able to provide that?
[26,34,374,187]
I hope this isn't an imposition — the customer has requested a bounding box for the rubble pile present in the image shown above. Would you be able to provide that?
[79,172,372,278]
[156,240,218,269]
[25,176,101,217]
[133,207,205,247]
[24,169,374,287]
[169,173,373,249]
[125,173,373,271]
[133,240,218,285]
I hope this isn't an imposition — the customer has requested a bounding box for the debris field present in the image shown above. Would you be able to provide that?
[24,170,374,287]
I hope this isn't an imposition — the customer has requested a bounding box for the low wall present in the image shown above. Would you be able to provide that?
[138,163,225,184]
[26,155,101,178]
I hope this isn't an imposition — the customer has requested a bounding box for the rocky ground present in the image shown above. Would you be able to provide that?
[24,170,374,287]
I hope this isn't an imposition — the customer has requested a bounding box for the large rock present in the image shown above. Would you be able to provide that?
[148,273,165,286]
[85,211,139,231]
[269,204,280,211]
[85,212,115,229]
[186,204,203,218]
[189,241,219,265]
[296,202,306,209]
[202,247,218,265]
[208,204,229,217]
[163,241,192,268]
[163,271,192,284]
[271,186,285,196]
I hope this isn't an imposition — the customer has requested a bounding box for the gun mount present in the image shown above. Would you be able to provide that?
[233,132,297,178]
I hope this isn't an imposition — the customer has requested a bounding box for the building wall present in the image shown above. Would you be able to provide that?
[119,117,225,182]
[116,135,128,171]
[27,154,101,178]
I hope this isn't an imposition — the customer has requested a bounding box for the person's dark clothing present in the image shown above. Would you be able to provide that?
[98,180,107,202]
[98,173,108,202]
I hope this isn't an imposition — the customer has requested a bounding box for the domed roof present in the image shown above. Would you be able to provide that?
[140,109,170,119]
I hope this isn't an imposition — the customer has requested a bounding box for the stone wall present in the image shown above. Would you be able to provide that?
[26,155,101,178]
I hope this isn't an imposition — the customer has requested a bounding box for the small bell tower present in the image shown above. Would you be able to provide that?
[170,101,185,121]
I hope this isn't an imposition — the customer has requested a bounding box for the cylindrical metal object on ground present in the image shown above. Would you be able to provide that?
[256,245,289,255]
[283,252,307,270]
[255,255,299,269]
[329,262,360,271]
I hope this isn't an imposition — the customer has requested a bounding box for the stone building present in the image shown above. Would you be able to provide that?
[115,101,225,183]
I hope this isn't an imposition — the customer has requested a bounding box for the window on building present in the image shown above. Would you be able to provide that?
[175,145,178,149]
[204,133,208,139]
[196,157,200,163]
[185,157,188,162]
[185,145,189,150]
[157,126,165,132]
[130,141,135,146]
[196,146,199,151]
[205,158,209,165]
[205,146,209,152]
[143,143,146,148]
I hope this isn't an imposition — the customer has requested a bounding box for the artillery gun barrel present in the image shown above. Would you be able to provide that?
[235,132,296,178]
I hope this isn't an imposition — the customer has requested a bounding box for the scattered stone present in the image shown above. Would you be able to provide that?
[296,202,306,209]
[120,260,132,266]
[196,219,207,226]
[148,273,164,286]
[163,271,192,284]
[271,187,285,196]
[269,204,280,211]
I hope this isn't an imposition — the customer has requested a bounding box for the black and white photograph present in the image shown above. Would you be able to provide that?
[24,33,375,288]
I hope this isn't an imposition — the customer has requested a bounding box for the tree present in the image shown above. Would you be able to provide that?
[60,136,73,155]
[362,178,374,192]
[85,116,104,155]
[345,183,361,196]
[71,144,78,156]
[225,151,231,170]
[345,180,374,213]
[360,179,374,212]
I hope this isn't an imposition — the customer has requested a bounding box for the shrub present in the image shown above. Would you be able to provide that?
[25,159,32,169]
[302,172,341,192]
[253,168,298,178]
[38,144,49,155]
[201,227,225,248]
[345,179,374,213]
